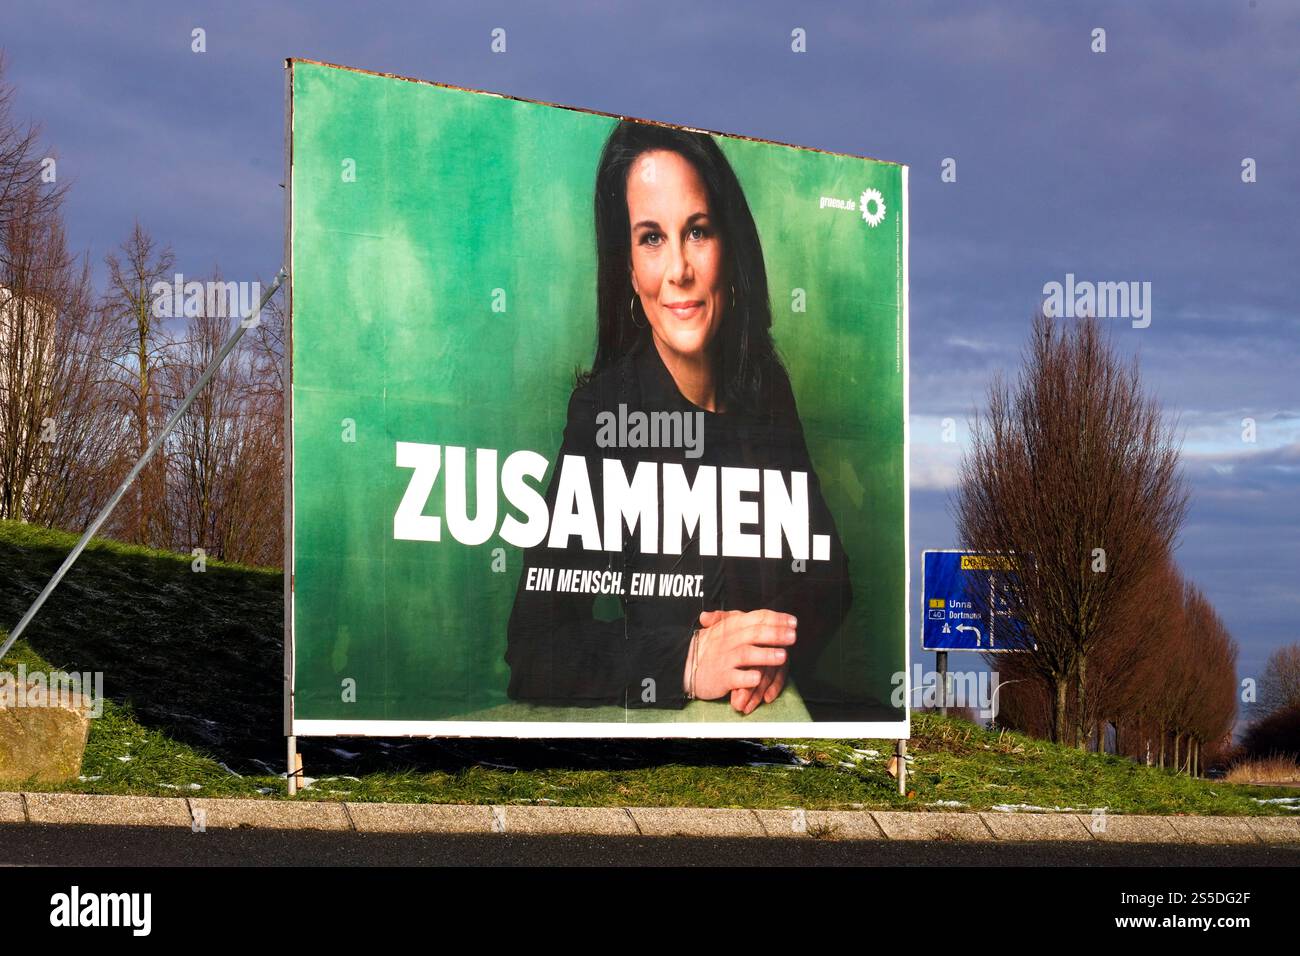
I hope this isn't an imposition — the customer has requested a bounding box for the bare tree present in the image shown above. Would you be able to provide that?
[240,278,286,566]
[1132,580,1238,774]
[1180,583,1238,775]
[0,53,67,250]
[956,313,1188,745]
[163,288,236,557]
[0,184,127,527]
[1260,643,1300,718]
[1113,560,1185,765]
[102,222,175,547]
[1091,553,1182,753]
[161,272,284,566]
[0,54,284,563]
[0,53,131,533]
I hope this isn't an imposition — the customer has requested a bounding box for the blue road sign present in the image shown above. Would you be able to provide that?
[921,550,1031,652]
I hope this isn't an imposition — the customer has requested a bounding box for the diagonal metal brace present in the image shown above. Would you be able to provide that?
[0,267,287,661]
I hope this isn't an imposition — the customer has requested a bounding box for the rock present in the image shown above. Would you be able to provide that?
[0,692,94,784]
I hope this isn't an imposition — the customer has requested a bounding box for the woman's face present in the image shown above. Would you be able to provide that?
[626,149,727,364]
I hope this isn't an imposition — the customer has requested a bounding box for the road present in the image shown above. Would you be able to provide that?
[2,824,1298,866]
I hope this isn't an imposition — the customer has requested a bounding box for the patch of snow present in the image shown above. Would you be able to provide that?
[1253,796,1300,808]
[928,800,968,808]
[991,803,1085,813]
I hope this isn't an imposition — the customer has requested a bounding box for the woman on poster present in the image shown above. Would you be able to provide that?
[506,120,852,714]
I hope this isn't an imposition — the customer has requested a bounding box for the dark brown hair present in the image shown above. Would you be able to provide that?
[583,120,782,415]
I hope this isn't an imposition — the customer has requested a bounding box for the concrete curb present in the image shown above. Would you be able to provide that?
[346,802,493,834]
[0,791,26,824]
[1246,816,1300,843]
[24,792,195,828]
[872,810,996,841]
[980,811,1094,842]
[1077,814,1182,843]
[1167,816,1262,845]
[189,797,352,832]
[2,791,1298,843]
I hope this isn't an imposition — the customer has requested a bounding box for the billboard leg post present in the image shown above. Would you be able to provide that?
[0,268,287,663]
[896,738,907,795]
[287,735,300,796]
[937,651,948,716]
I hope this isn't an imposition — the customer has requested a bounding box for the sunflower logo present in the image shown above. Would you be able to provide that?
[860,188,887,227]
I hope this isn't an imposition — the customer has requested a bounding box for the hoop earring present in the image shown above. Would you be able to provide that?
[731,285,736,310]
[630,296,646,329]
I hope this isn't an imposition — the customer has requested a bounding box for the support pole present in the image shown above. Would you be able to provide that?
[0,269,286,662]
[937,650,948,716]
[287,735,300,796]
[896,738,907,795]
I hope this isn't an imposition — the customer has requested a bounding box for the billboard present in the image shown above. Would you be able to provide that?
[921,550,1031,652]
[285,59,909,737]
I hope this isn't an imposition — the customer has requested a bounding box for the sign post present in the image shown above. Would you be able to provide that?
[936,650,948,716]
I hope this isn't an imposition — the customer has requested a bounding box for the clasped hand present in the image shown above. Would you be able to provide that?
[684,609,796,715]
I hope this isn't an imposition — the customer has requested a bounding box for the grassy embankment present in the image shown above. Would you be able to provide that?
[2,519,1296,814]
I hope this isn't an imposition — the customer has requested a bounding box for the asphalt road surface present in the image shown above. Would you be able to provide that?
[3,824,1299,866]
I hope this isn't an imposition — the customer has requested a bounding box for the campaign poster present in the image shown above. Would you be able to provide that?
[286,59,908,737]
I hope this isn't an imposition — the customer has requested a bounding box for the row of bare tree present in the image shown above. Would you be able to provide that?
[990,559,1238,773]
[0,57,284,566]
[956,313,1238,770]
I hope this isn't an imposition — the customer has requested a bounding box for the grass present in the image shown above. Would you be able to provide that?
[1225,756,1300,785]
[2,518,1298,815]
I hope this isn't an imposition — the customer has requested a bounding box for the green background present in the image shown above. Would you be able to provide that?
[289,61,906,726]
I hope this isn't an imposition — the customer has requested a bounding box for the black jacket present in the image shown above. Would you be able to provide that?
[505,338,852,708]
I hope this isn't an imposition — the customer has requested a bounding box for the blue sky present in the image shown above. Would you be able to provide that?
[2,0,1296,689]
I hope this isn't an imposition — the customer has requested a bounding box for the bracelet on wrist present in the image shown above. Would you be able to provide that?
[687,628,701,699]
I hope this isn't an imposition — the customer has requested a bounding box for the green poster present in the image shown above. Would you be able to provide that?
[287,59,909,737]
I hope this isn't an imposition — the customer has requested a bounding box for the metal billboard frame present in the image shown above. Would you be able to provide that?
[282,59,910,769]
